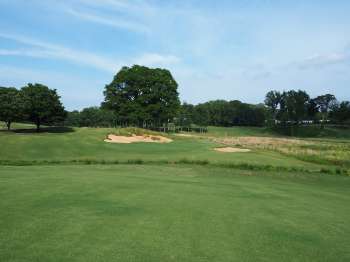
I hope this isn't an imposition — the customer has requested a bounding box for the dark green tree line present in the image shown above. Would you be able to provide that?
[264,90,349,125]
[0,84,66,131]
[65,107,116,127]
[0,87,23,130]
[177,100,267,127]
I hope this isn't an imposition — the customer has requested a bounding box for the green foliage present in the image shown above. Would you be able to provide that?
[178,100,266,127]
[330,101,350,124]
[279,90,310,122]
[264,90,281,119]
[264,90,350,127]
[66,107,116,127]
[0,87,23,130]
[21,83,66,130]
[314,94,336,117]
[102,65,180,126]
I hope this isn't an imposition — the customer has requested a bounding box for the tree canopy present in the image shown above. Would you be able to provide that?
[0,87,23,130]
[102,65,180,127]
[177,100,267,127]
[21,83,66,131]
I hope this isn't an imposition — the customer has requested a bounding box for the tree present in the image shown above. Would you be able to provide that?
[178,103,195,126]
[102,65,180,127]
[330,101,350,124]
[307,99,319,120]
[0,87,23,130]
[278,90,310,123]
[180,100,266,127]
[21,83,66,131]
[314,94,336,124]
[264,90,281,120]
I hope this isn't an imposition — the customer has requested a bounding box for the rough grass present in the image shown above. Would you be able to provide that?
[212,136,350,168]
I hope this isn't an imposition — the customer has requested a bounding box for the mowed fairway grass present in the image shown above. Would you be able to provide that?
[1,125,350,261]
[1,165,350,262]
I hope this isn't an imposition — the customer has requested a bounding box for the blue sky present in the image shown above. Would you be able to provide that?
[0,0,350,110]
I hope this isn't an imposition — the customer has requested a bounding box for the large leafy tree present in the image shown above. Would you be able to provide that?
[314,94,337,123]
[21,83,66,131]
[0,87,23,130]
[102,65,180,126]
[264,90,281,120]
[278,90,310,123]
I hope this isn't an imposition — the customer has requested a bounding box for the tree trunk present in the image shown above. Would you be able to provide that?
[36,120,41,132]
[6,121,11,131]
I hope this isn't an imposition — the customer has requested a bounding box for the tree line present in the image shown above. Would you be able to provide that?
[0,84,66,131]
[264,90,350,125]
[1,64,350,130]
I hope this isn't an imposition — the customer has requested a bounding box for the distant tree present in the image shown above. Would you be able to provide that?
[278,90,310,123]
[65,110,81,127]
[65,108,116,127]
[178,103,195,126]
[264,90,281,120]
[330,101,350,124]
[80,107,116,127]
[183,100,266,127]
[21,83,66,131]
[0,87,24,130]
[307,99,319,120]
[102,65,180,127]
[314,94,337,124]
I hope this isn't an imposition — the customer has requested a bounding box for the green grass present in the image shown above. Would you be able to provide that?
[1,164,349,262]
[0,126,326,171]
[1,124,349,261]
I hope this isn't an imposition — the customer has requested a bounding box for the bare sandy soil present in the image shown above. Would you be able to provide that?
[214,147,251,153]
[104,134,172,144]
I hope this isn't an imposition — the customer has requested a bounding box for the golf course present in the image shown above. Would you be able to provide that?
[1,124,349,261]
[2,1,350,260]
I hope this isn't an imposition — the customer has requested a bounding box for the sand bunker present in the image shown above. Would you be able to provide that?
[214,147,251,153]
[104,134,172,144]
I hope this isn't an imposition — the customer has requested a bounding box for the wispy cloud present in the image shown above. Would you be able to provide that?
[0,32,121,72]
[65,8,150,33]
[0,33,181,72]
[133,53,180,67]
[298,52,350,69]
[73,0,154,14]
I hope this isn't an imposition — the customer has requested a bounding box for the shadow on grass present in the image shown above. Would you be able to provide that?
[0,126,75,134]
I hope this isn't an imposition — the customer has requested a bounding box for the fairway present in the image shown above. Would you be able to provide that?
[1,164,350,262]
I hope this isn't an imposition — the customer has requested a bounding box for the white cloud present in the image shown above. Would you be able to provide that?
[133,53,180,67]
[0,33,121,72]
[65,8,150,33]
[298,52,350,69]
[73,0,154,14]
